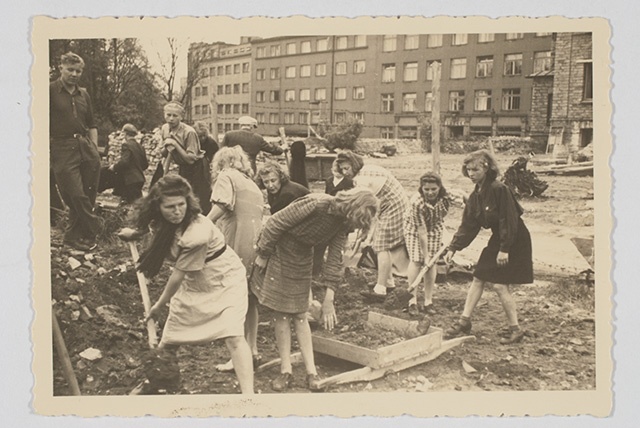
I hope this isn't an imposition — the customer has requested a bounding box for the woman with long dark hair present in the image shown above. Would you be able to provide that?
[118,175,254,393]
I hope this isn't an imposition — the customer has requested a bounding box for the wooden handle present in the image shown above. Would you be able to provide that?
[128,241,159,348]
[52,310,81,395]
[406,245,448,293]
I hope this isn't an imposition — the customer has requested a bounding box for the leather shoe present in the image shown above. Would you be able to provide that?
[499,328,524,345]
[271,372,293,392]
[307,373,323,391]
[445,318,472,339]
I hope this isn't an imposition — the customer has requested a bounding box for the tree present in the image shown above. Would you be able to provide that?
[154,38,207,106]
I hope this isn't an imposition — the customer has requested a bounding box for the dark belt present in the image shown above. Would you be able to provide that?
[205,245,227,263]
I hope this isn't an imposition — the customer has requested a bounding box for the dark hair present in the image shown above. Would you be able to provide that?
[255,161,289,189]
[60,52,84,67]
[462,149,500,182]
[133,175,201,277]
[336,150,365,175]
[418,171,448,201]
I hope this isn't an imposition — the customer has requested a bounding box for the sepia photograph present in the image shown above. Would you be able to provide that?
[30,15,612,418]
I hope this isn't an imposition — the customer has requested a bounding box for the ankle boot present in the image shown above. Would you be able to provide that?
[445,318,471,338]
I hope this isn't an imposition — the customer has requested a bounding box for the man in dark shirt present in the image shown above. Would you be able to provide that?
[50,52,102,251]
[221,116,283,173]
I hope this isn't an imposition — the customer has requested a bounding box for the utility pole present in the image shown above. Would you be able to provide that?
[430,61,441,175]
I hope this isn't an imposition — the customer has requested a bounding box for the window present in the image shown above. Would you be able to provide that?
[381,93,394,112]
[336,36,348,49]
[217,123,224,134]
[300,65,311,77]
[315,63,326,76]
[234,64,240,74]
[224,123,232,132]
[256,47,266,58]
[286,42,296,55]
[335,62,347,75]
[195,87,201,97]
[225,104,231,114]
[242,83,249,93]
[217,85,223,95]
[476,56,493,77]
[583,62,593,100]
[403,62,418,82]
[256,68,266,80]
[502,88,521,110]
[255,113,265,124]
[425,92,434,112]
[381,127,394,139]
[334,112,347,123]
[285,66,296,78]
[224,84,231,94]
[353,112,364,122]
[256,91,265,103]
[284,112,295,124]
[228,84,236,94]
[270,45,281,56]
[536,32,552,37]
[269,113,279,124]
[210,67,216,76]
[301,41,311,53]
[217,104,224,114]
[354,35,366,47]
[195,105,201,114]
[284,89,296,101]
[233,104,239,114]
[270,68,280,79]
[317,38,329,51]
[202,87,209,96]
[450,58,467,79]
[402,93,417,112]
[315,88,326,101]
[383,35,397,52]
[504,53,523,76]
[505,33,524,40]
[452,33,468,46]
[299,112,309,124]
[217,66,224,75]
[334,87,347,100]
[382,64,396,82]
[474,90,492,111]
[300,89,310,101]
[233,123,240,131]
[533,51,552,73]
[200,67,209,77]
[225,65,232,75]
[353,86,365,99]
[404,35,419,50]
[426,60,441,80]
[353,60,366,74]
[242,62,249,73]
[449,90,465,111]
[427,34,443,48]
[270,90,280,102]
[242,104,249,114]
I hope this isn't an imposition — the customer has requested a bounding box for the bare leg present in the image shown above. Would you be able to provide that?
[245,295,260,356]
[406,261,422,305]
[373,250,393,294]
[225,336,254,394]
[461,277,486,318]
[423,266,437,306]
[292,313,317,375]
[493,283,519,326]
[273,313,293,374]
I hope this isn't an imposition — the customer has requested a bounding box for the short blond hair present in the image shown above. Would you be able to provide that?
[211,146,253,178]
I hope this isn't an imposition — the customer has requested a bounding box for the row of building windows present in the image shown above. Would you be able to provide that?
[205,62,250,77]
[255,87,367,103]
[215,103,251,115]
[251,111,365,125]
[252,33,553,59]
[380,89,522,113]
[215,83,250,95]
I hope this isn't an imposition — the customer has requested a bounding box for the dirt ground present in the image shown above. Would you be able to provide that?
[50,153,596,395]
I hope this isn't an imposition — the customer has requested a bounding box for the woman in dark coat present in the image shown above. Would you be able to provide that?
[109,124,148,203]
[250,189,378,392]
[444,150,533,345]
[256,161,309,215]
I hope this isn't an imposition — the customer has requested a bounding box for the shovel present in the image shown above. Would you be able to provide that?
[343,229,365,268]
[385,245,448,309]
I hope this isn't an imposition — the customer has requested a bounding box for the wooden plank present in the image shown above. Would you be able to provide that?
[312,335,380,367]
[375,329,442,368]
[255,352,303,373]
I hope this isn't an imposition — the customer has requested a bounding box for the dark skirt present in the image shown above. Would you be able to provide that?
[474,218,533,285]
[250,237,313,314]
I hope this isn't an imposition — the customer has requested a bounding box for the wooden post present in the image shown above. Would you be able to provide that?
[52,310,82,395]
[430,62,441,175]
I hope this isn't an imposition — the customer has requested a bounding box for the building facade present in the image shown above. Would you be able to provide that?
[187,33,555,139]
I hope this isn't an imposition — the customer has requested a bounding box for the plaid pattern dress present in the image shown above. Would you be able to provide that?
[250,194,349,314]
[355,165,409,252]
[404,193,450,263]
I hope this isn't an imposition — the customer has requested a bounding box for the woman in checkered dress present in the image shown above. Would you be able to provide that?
[336,151,409,296]
[404,172,450,316]
[250,189,378,392]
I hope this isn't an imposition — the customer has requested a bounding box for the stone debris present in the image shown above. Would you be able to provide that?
[96,305,129,328]
[96,267,107,276]
[462,360,477,373]
[68,257,82,270]
[80,347,103,361]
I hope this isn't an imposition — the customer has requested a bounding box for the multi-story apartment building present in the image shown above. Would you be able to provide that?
[188,39,253,135]
[188,33,554,139]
